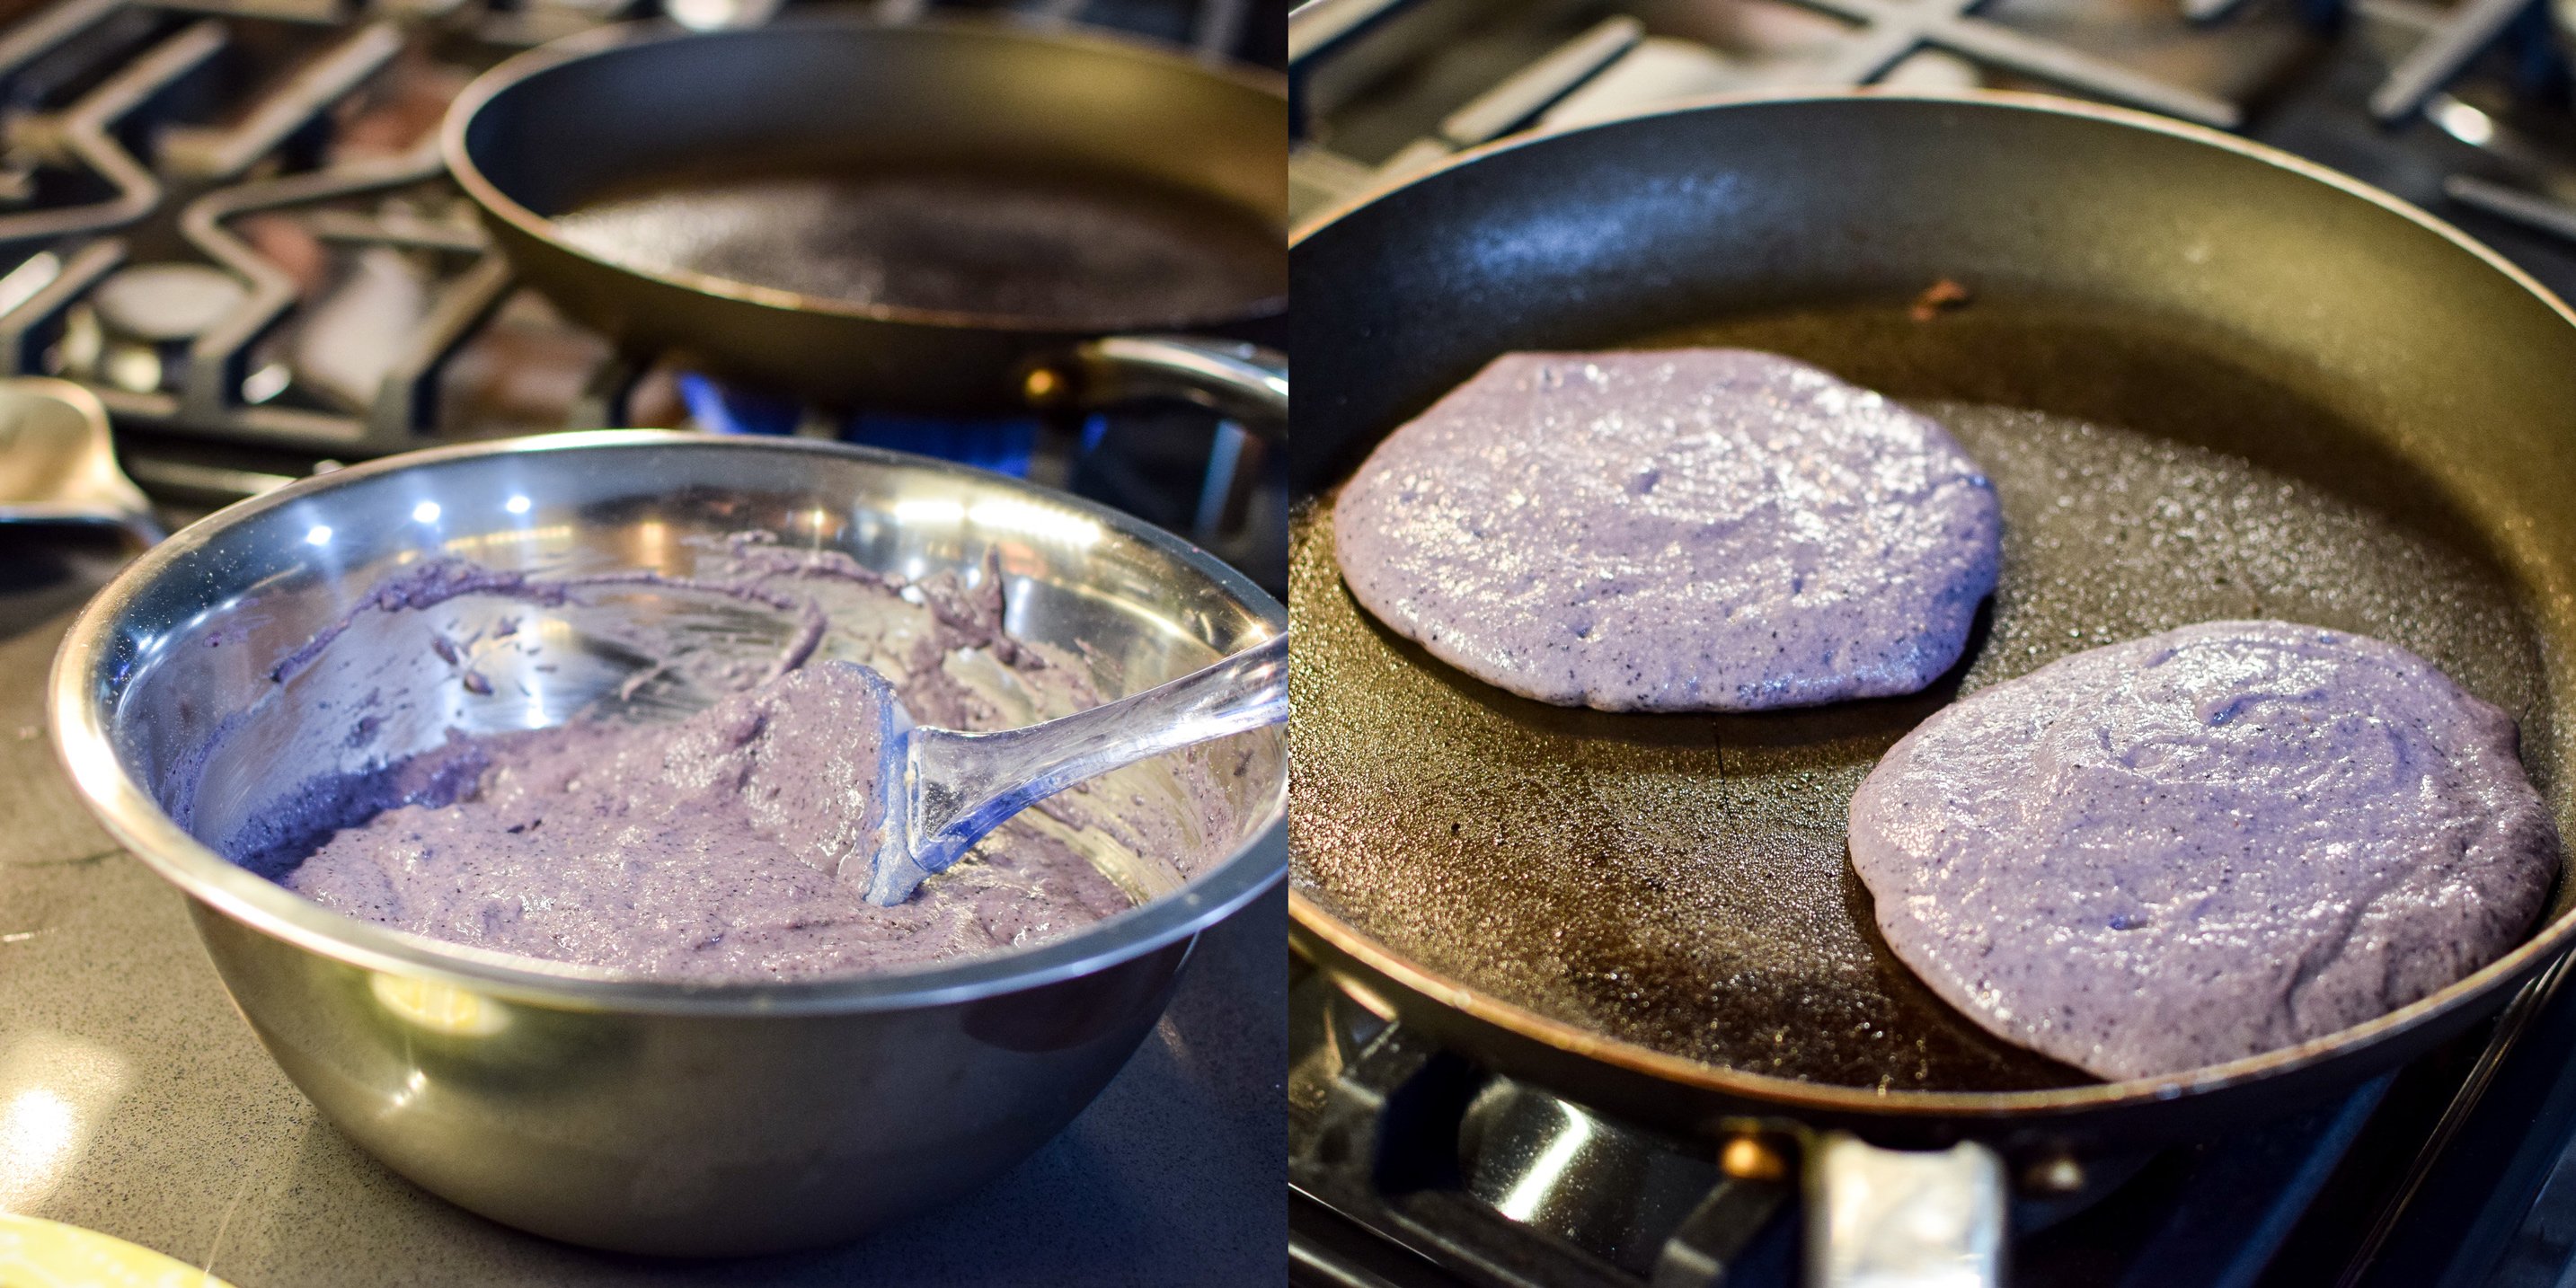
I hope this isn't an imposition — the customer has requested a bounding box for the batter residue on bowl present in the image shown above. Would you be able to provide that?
[189,536,1231,981]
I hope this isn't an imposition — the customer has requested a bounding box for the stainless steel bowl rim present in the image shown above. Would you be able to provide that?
[49,429,1287,1016]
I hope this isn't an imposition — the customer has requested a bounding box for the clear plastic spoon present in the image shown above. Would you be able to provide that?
[0,377,160,545]
[846,631,1288,905]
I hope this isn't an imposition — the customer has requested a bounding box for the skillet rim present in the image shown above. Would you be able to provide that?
[1285,85,2576,1118]
[442,13,1291,338]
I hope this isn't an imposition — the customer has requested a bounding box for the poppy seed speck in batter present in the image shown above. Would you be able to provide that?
[1330,348,2003,712]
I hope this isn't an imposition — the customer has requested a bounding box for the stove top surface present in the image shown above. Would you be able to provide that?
[0,0,1289,594]
[1288,948,2558,1288]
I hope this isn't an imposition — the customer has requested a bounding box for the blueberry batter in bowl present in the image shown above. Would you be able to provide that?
[196,539,1217,981]
[48,431,1286,1254]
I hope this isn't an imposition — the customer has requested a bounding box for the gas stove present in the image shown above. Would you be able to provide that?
[0,5,1291,1284]
[1287,2,2576,1285]
[1288,0,2576,306]
[0,0,1288,588]
[1290,951,2576,1288]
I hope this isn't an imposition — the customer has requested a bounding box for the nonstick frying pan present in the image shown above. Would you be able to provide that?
[443,13,1287,424]
[1288,91,2576,1280]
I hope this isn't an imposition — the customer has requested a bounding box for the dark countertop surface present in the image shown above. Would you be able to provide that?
[0,543,1286,1286]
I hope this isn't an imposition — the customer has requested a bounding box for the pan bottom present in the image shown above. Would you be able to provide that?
[549,163,1286,329]
[1289,325,2554,1093]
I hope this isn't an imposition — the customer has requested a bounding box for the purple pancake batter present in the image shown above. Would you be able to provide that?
[206,543,1183,981]
[1332,348,2002,712]
[1847,621,2558,1081]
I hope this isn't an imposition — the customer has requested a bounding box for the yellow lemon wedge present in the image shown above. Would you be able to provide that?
[0,1213,235,1287]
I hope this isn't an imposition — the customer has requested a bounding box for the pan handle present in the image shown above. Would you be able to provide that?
[1807,1132,2006,1288]
[1029,335,1288,438]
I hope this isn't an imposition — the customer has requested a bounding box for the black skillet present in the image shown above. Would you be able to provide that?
[1288,90,2576,1275]
[443,13,1287,425]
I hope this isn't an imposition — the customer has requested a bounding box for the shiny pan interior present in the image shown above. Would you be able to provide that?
[443,15,1289,410]
[1287,92,2576,1142]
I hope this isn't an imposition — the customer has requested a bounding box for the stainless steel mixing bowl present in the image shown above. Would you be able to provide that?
[46,431,1286,1255]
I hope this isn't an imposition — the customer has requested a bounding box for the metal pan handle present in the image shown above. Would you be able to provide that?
[1028,335,1288,439]
[0,376,161,547]
[1808,1132,2007,1288]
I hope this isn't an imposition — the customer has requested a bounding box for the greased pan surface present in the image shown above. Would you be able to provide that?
[446,15,1287,410]
[1288,92,2576,1145]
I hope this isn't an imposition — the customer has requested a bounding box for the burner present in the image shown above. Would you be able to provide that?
[672,371,1046,481]
[1288,0,2576,262]
[1287,957,2523,1288]
[88,259,240,339]
[2176,0,2576,248]
[1288,0,2315,224]
[0,3,1286,551]
[0,0,1290,598]
[662,368,1283,584]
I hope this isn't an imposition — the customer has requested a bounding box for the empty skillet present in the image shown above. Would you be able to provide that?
[1288,91,2576,1282]
[444,14,1287,424]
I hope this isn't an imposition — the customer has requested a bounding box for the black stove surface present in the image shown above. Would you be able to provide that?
[1289,953,2576,1288]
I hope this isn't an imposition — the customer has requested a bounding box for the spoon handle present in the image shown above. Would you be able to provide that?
[899,631,1288,889]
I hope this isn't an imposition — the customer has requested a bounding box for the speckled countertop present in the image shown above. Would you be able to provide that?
[0,546,1285,1287]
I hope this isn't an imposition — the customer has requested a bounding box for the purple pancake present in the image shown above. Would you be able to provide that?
[1848,621,2558,1081]
[1331,348,2002,712]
